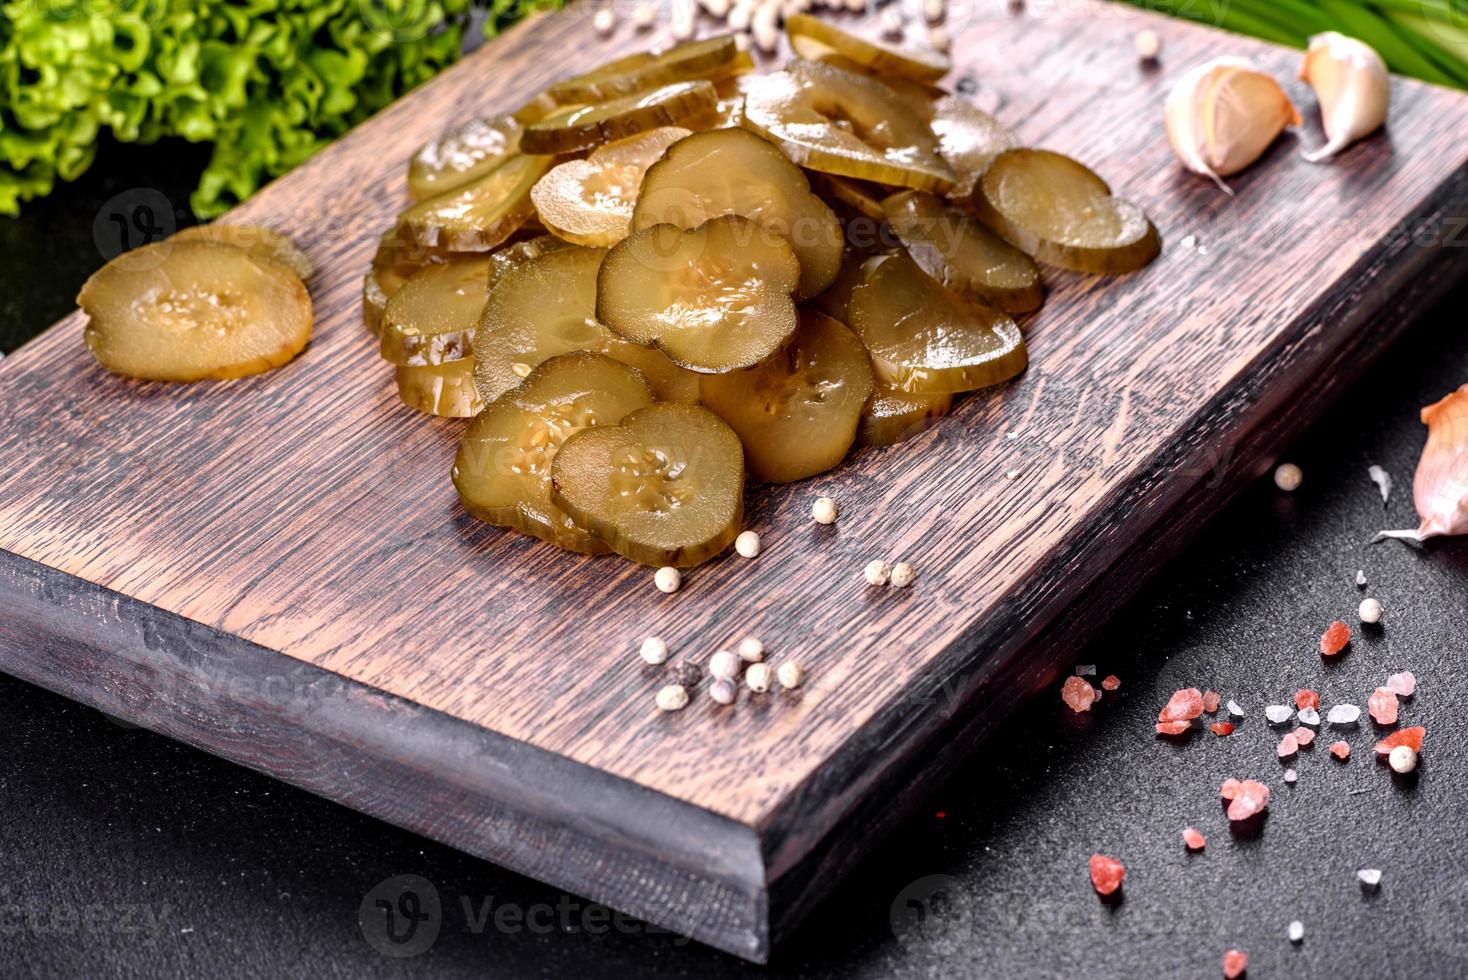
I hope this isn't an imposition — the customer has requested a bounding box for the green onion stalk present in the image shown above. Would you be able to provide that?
[1116,0,1468,88]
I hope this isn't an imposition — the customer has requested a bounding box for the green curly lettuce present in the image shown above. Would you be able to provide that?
[0,0,560,218]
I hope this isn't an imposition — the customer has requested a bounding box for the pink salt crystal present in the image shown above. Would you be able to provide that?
[1226,780,1270,821]
[1182,827,1206,851]
[1284,768,1298,784]
[1368,687,1399,725]
[1385,671,1416,697]
[1159,688,1205,723]
[1293,727,1315,747]
[1294,689,1320,711]
[1089,853,1125,896]
[1277,733,1299,758]
[1220,778,1242,800]
[1155,720,1191,736]
[1101,675,1121,691]
[1224,949,1248,979]
[1374,726,1424,755]
[1062,675,1096,712]
[1210,721,1234,736]
[1330,741,1351,760]
[1202,690,1221,714]
[1320,620,1351,656]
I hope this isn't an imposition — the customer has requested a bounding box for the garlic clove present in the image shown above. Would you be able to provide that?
[1379,384,1468,544]
[1300,32,1390,164]
[1166,58,1300,194]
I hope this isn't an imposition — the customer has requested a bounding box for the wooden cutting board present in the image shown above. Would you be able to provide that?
[3,3,1467,962]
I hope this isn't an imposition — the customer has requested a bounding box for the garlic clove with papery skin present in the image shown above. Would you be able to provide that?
[1165,58,1301,195]
[1300,32,1390,164]
[1379,384,1468,544]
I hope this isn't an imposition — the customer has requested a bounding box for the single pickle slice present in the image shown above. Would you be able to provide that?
[531,127,692,247]
[597,214,801,373]
[407,113,523,202]
[484,234,574,292]
[362,231,461,336]
[848,251,1027,394]
[78,240,312,382]
[971,149,1161,275]
[930,95,1019,201]
[801,52,945,121]
[784,13,951,83]
[632,127,844,297]
[397,153,552,251]
[858,385,954,447]
[549,35,741,104]
[173,224,314,280]
[551,403,745,567]
[380,257,492,366]
[741,60,955,193]
[473,245,701,404]
[454,352,655,554]
[809,247,877,324]
[811,173,890,222]
[520,81,719,155]
[700,310,874,483]
[882,190,1044,313]
[397,357,485,418]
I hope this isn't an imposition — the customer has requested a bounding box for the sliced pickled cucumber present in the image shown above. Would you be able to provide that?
[858,385,953,447]
[632,128,844,297]
[532,127,692,247]
[407,113,522,202]
[397,358,485,418]
[811,173,889,222]
[930,95,1019,201]
[741,60,955,193]
[597,214,801,373]
[484,234,574,292]
[398,153,552,251]
[810,247,876,324]
[521,81,718,155]
[473,245,701,404]
[551,403,744,566]
[173,224,314,280]
[454,352,655,554]
[363,231,459,336]
[549,35,742,104]
[79,240,312,382]
[784,13,951,83]
[700,310,874,483]
[380,257,491,366]
[971,149,1161,275]
[882,190,1044,313]
[802,52,944,121]
[513,89,560,124]
[848,251,1027,394]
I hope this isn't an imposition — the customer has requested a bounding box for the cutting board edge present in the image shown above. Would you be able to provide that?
[0,548,774,963]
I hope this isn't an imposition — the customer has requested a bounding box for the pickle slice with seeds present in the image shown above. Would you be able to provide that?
[741,60,955,193]
[363,231,460,336]
[521,81,719,155]
[380,257,491,366]
[848,251,1027,394]
[784,13,951,83]
[398,153,552,251]
[551,403,744,567]
[882,190,1044,313]
[597,214,801,374]
[549,35,741,104]
[79,240,312,382]
[700,310,874,483]
[633,127,844,298]
[484,234,574,292]
[532,127,692,247]
[397,358,485,418]
[473,245,701,404]
[407,113,523,202]
[858,385,953,447]
[173,224,314,280]
[803,52,944,121]
[930,95,1019,202]
[454,352,655,554]
[971,149,1161,275]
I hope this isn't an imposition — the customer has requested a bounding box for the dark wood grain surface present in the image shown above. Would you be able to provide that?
[2,2,1467,962]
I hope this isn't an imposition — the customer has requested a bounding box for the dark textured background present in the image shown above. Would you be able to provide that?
[2,139,1466,979]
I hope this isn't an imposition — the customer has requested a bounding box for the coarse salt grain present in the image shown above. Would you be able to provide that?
[1210,721,1233,736]
[1388,745,1418,773]
[1227,699,1245,718]
[735,530,761,558]
[1076,664,1097,676]
[1359,597,1383,624]
[1356,569,1368,587]
[1288,920,1304,943]
[1225,780,1269,821]
[1375,727,1424,755]
[1202,690,1221,713]
[1223,950,1248,980]
[777,662,804,689]
[1330,741,1351,760]
[1327,704,1361,725]
[889,562,916,588]
[1062,675,1096,713]
[640,636,670,665]
[1159,688,1205,723]
[1294,689,1320,711]
[1320,620,1351,656]
[1274,462,1303,491]
[655,566,682,593]
[737,636,765,662]
[1182,827,1206,850]
[1102,675,1121,691]
[863,559,891,585]
[656,685,689,712]
[1297,707,1320,727]
[1357,868,1382,889]
[1367,687,1399,725]
[1294,727,1315,746]
[1277,733,1299,758]
[1385,671,1416,697]
[1089,853,1125,896]
[811,496,838,524]
[1265,704,1293,724]
[1284,768,1297,784]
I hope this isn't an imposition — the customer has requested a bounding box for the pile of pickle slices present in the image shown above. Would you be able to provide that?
[366,19,1160,570]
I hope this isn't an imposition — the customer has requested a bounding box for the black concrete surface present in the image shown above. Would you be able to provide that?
[2,141,1466,979]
